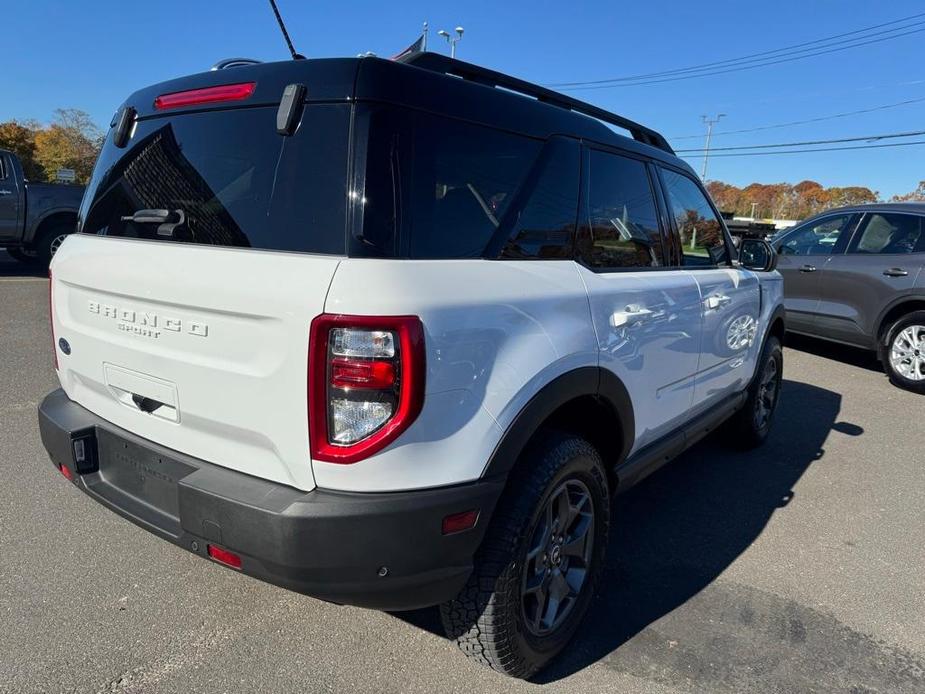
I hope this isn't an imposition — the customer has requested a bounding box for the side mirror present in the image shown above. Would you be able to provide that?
[739,238,778,272]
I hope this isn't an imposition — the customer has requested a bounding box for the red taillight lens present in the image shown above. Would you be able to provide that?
[309,315,425,464]
[49,269,58,370]
[154,82,256,110]
[58,463,73,481]
[207,544,242,570]
[330,358,396,389]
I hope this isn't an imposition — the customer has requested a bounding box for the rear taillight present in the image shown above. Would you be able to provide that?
[153,82,256,110]
[49,269,57,370]
[309,315,425,464]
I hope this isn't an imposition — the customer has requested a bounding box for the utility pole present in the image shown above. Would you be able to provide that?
[422,21,428,51]
[438,26,464,58]
[750,202,758,220]
[700,114,726,181]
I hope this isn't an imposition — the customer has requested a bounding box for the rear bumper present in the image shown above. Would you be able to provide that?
[38,389,504,610]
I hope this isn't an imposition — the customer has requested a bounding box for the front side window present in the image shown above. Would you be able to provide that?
[660,168,729,267]
[579,150,663,269]
[848,213,923,255]
[778,214,855,256]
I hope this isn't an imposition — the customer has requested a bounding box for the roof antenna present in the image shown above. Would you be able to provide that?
[268,0,305,60]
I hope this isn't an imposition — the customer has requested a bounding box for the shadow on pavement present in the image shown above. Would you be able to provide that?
[0,250,46,278]
[395,379,858,684]
[784,332,882,374]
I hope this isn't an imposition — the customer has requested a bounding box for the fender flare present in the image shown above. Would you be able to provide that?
[480,366,635,480]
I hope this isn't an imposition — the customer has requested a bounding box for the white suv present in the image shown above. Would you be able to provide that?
[39,53,785,678]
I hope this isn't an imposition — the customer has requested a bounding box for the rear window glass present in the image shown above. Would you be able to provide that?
[79,105,350,254]
[353,106,542,259]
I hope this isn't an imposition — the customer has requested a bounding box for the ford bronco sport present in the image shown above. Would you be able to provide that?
[38,52,785,678]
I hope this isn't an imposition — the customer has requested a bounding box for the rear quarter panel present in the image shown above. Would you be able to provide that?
[319,259,598,492]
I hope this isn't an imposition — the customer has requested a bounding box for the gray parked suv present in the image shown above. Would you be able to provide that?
[773,203,925,392]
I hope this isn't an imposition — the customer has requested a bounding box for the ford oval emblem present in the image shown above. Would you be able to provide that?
[58,338,71,355]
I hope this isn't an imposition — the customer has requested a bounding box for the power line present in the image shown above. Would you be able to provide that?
[675,129,925,153]
[548,11,925,87]
[557,26,925,90]
[669,96,925,140]
[678,139,925,158]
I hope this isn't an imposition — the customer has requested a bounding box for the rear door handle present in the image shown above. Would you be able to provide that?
[883,268,909,277]
[0,189,13,196]
[611,305,653,328]
[799,264,817,273]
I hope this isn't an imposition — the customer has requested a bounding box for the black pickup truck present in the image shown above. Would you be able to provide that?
[0,149,85,265]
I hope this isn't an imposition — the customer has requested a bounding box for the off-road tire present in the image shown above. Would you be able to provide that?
[440,431,610,679]
[35,224,73,266]
[729,335,783,448]
[880,311,925,394]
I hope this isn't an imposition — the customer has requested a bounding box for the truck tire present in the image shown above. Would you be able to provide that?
[35,224,73,266]
[440,431,610,679]
[729,335,783,448]
[6,247,40,264]
[880,311,925,394]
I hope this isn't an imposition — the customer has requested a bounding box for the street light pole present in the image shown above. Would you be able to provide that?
[700,113,726,181]
[438,26,465,58]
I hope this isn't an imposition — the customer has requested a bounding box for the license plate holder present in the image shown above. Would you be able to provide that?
[96,429,194,522]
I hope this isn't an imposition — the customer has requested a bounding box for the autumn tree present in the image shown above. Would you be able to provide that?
[708,180,880,220]
[0,119,45,180]
[32,109,104,184]
[891,181,925,202]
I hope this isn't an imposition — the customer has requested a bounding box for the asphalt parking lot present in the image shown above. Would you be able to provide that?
[1,249,923,694]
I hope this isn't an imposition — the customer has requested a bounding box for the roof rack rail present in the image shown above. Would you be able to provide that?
[397,52,674,155]
[211,57,263,71]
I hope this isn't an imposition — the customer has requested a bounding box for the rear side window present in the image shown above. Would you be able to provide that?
[79,105,350,254]
[354,106,542,259]
[660,168,729,267]
[579,150,664,269]
[848,213,923,255]
[498,138,580,260]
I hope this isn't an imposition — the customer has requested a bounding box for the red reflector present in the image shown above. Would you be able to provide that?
[442,509,479,535]
[59,463,73,481]
[154,82,256,110]
[207,544,242,570]
[331,357,396,389]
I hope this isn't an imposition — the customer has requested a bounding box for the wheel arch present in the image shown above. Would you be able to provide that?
[481,367,635,488]
[876,296,925,346]
[25,209,78,245]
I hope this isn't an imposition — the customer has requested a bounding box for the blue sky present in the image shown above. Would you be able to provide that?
[6,0,925,198]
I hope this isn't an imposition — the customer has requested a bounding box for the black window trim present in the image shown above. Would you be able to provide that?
[0,154,7,181]
[655,163,735,270]
[843,210,925,256]
[574,142,672,274]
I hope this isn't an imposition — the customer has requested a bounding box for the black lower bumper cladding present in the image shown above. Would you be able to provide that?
[38,389,504,610]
